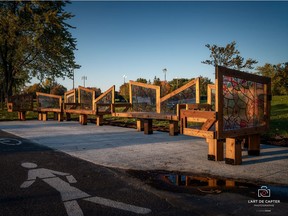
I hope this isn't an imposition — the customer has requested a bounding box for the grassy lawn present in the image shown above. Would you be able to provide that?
[1,95,288,141]
[266,95,288,138]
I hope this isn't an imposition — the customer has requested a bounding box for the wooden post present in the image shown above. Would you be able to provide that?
[169,120,179,136]
[207,138,224,161]
[96,115,103,126]
[38,112,42,121]
[136,119,144,131]
[248,134,260,156]
[225,138,242,165]
[144,119,153,134]
[18,111,26,121]
[180,116,187,135]
[79,114,87,125]
[42,112,48,121]
[58,113,64,122]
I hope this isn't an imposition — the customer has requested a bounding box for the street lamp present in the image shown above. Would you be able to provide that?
[162,68,167,82]
[72,69,75,89]
[81,76,87,87]
[123,75,127,84]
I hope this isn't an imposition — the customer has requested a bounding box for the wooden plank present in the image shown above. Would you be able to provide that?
[196,77,200,103]
[186,103,212,111]
[58,113,64,122]
[94,85,115,106]
[217,66,271,84]
[112,112,178,121]
[183,128,215,139]
[219,126,267,138]
[225,138,242,165]
[181,110,216,119]
[36,92,62,99]
[207,84,215,105]
[129,80,160,90]
[201,118,216,131]
[160,79,197,103]
[36,108,62,112]
[42,112,48,121]
[65,109,96,115]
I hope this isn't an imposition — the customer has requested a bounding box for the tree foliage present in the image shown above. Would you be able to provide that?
[0,0,80,98]
[202,41,258,70]
[257,62,288,95]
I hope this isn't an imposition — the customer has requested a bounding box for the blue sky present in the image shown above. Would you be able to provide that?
[55,1,288,92]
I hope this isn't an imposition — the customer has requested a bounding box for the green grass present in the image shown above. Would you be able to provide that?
[1,95,288,139]
[266,95,288,138]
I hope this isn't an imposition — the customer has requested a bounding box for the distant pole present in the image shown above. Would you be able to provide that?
[123,75,127,84]
[162,68,167,82]
[81,76,87,87]
[72,69,75,89]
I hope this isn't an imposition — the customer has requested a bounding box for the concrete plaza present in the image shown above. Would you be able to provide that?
[1,120,287,185]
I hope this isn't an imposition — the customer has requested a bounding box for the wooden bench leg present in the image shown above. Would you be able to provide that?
[42,112,48,121]
[207,138,224,161]
[248,134,260,156]
[144,119,153,135]
[38,112,42,121]
[96,115,103,126]
[58,113,64,122]
[66,113,71,121]
[79,114,87,125]
[18,111,26,121]
[136,119,144,132]
[225,138,242,165]
[180,117,187,135]
[169,120,179,136]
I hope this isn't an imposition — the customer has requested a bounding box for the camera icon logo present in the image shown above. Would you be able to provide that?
[258,186,271,198]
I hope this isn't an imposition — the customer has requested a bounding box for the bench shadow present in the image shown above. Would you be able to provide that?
[242,146,288,165]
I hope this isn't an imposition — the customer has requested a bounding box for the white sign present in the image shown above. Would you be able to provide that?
[21,162,151,215]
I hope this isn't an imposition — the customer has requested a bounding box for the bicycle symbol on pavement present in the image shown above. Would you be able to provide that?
[0,138,22,146]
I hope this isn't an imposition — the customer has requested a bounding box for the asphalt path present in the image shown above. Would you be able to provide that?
[0,130,193,216]
[1,129,288,216]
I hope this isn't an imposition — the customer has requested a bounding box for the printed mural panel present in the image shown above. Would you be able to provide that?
[216,66,271,139]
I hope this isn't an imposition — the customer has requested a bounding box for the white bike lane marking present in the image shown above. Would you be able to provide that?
[0,138,22,145]
[20,162,151,215]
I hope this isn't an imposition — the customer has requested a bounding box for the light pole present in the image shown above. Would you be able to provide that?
[162,68,167,82]
[123,75,127,84]
[81,76,87,87]
[72,69,75,89]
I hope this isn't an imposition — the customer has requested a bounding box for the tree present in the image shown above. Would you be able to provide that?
[257,62,288,95]
[202,41,258,70]
[0,0,80,99]
[136,78,148,83]
[119,83,129,101]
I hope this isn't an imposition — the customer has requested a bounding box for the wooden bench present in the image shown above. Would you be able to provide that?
[64,86,115,125]
[7,94,34,120]
[112,79,200,136]
[181,66,272,165]
[35,92,63,122]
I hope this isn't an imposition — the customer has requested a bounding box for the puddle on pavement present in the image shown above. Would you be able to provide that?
[127,170,288,202]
